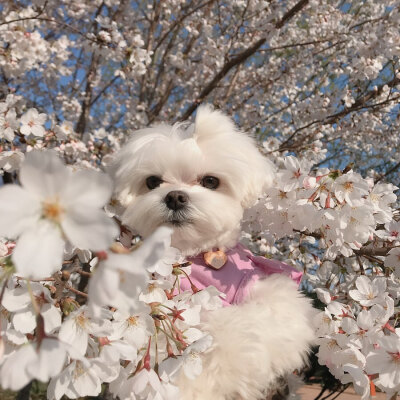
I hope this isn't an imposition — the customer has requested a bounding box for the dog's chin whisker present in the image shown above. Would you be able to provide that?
[168,220,186,227]
[165,217,193,227]
[163,209,193,227]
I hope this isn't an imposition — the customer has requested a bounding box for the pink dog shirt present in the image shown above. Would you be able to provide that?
[179,243,303,306]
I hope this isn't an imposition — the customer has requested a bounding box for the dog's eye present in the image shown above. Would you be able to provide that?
[200,176,220,190]
[146,176,163,190]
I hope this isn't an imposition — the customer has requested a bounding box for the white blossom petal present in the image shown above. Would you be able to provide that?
[61,208,118,251]
[12,221,65,279]
[0,185,40,238]
[19,151,70,199]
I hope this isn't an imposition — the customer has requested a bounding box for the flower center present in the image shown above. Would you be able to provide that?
[344,182,353,192]
[293,169,301,179]
[279,191,288,199]
[370,193,380,203]
[73,361,86,379]
[189,350,199,359]
[119,270,126,284]
[127,316,138,326]
[322,315,331,324]
[76,312,88,329]
[389,352,400,363]
[148,283,157,292]
[349,216,358,225]
[42,198,64,223]
[327,339,338,350]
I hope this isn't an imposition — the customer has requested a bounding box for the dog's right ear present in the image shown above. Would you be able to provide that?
[194,104,237,141]
[108,126,172,207]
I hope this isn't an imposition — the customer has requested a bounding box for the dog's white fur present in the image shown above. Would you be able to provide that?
[178,276,315,400]
[112,105,315,400]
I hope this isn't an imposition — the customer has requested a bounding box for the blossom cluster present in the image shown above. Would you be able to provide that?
[242,154,400,398]
[0,152,221,399]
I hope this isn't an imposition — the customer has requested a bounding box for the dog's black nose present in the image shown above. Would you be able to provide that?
[165,190,189,210]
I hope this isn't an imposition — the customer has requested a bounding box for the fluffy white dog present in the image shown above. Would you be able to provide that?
[112,105,315,400]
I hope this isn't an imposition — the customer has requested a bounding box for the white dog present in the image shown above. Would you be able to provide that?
[112,105,315,400]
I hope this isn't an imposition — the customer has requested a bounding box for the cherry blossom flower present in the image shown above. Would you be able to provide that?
[333,172,369,206]
[147,246,183,277]
[0,150,118,279]
[128,368,165,399]
[0,109,18,141]
[349,276,387,307]
[20,108,47,137]
[54,121,74,140]
[384,220,400,241]
[88,226,172,315]
[342,364,370,400]
[0,338,68,391]
[314,310,340,336]
[366,335,400,393]
[0,150,24,173]
[2,282,61,334]
[160,334,213,381]
[58,306,112,356]
[385,248,400,273]
[47,356,121,400]
[367,183,398,224]
[277,156,310,192]
[140,278,173,304]
[110,308,154,350]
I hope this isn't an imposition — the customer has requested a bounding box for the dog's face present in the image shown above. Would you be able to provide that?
[112,106,274,256]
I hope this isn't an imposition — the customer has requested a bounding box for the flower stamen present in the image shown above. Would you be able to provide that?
[42,198,64,223]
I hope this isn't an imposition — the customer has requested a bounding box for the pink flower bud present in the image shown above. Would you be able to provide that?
[98,337,110,346]
[96,251,108,260]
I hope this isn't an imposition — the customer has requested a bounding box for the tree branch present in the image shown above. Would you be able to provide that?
[180,0,310,120]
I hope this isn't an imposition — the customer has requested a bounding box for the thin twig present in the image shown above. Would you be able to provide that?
[65,285,88,298]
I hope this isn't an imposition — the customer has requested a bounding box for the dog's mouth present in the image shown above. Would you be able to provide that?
[167,220,188,227]
[166,217,193,227]
[165,211,192,227]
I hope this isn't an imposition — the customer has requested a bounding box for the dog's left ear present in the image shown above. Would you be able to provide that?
[193,104,235,142]
[240,149,276,208]
[194,104,275,208]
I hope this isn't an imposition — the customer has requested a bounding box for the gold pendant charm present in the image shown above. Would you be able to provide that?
[203,250,228,270]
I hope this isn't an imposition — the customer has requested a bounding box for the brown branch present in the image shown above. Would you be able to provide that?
[277,75,400,152]
[138,0,162,104]
[76,54,97,136]
[65,285,88,298]
[72,267,92,277]
[324,79,400,125]
[256,38,345,53]
[275,0,309,29]
[375,161,400,184]
[0,0,48,25]
[0,16,106,46]
[180,0,310,120]
[354,246,399,257]
[148,5,213,122]
[153,0,216,53]
[90,75,120,107]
